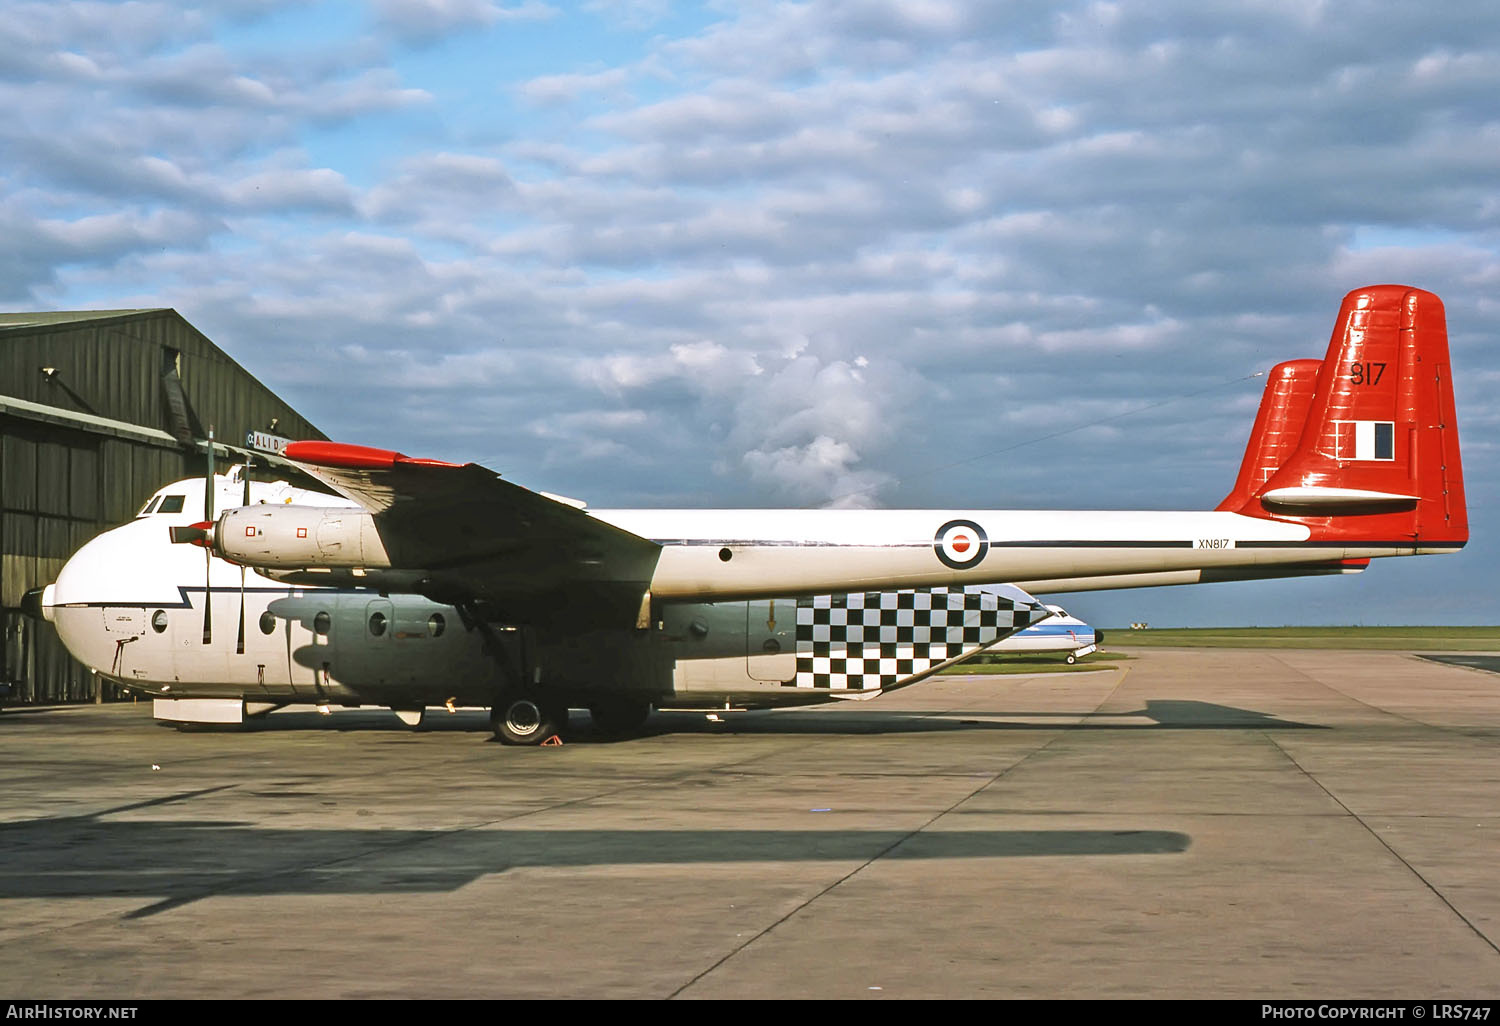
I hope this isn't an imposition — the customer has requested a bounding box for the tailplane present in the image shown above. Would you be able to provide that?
[1220,285,1466,550]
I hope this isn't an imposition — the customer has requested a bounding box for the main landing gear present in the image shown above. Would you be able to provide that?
[460,609,649,745]
[490,693,568,746]
[455,608,565,746]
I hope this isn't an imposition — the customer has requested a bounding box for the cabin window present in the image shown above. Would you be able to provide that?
[158,495,186,514]
[151,610,168,633]
[427,613,445,638]
[313,611,331,636]
[259,611,277,635]
[368,612,387,637]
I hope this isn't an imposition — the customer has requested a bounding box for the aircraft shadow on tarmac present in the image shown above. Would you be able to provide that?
[0,792,1191,918]
[179,698,1318,738]
[1417,654,1500,674]
[647,700,1320,734]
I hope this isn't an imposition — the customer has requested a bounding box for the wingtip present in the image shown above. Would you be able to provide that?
[284,441,401,469]
[284,441,463,470]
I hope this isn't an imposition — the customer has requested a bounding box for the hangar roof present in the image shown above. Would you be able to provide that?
[0,310,166,329]
[0,306,325,446]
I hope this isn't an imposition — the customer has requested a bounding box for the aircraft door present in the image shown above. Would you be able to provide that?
[328,594,396,690]
[265,594,333,699]
[364,600,394,644]
[101,607,146,636]
[101,607,147,679]
[745,599,795,682]
[350,598,395,686]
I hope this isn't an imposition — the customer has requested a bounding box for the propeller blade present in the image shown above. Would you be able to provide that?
[169,522,213,545]
[201,546,213,645]
[205,427,215,522]
[235,565,246,655]
[202,427,215,645]
[235,456,251,654]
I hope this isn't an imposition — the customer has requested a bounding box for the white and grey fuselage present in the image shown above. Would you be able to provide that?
[40,472,1401,713]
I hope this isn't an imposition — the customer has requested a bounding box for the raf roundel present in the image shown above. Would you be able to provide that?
[933,519,989,570]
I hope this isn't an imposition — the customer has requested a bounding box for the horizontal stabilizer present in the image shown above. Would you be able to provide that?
[1259,486,1420,512]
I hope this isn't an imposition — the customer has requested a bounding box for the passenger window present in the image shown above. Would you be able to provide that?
[158,495,185,513]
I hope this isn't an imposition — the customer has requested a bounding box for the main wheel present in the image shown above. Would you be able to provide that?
[491,695,566,745]
[589,698,652,737]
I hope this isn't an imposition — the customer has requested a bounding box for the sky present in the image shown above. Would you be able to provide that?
[3,0,1497,626]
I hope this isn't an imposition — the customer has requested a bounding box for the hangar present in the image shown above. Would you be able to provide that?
[0,309,323,704]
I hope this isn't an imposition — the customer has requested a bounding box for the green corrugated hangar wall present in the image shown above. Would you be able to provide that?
[0,309,324,703]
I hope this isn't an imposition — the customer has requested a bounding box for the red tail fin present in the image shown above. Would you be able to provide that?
[1217,358,1321,512]
[1223,285,1467,549]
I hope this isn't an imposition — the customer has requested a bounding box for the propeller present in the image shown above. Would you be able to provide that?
[201,427,215,645]
[235,457,252,655]
[168,522,213,545]
[166,430,262,649]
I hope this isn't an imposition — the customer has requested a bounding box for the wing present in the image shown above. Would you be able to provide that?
[282,441,661,628]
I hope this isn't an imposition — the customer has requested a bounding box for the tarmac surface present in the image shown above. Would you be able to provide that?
[1,647,1498,1000]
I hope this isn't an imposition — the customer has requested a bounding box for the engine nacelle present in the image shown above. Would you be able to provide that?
[215,506,392,569]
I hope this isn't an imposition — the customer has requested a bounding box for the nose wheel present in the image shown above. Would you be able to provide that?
[491,694,568,745]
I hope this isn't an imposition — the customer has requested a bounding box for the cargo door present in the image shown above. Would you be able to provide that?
[745,599,795,682]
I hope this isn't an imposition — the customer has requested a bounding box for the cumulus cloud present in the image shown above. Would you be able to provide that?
[518,66,633,106]
[729,353,905,507]
[370,0,557,44]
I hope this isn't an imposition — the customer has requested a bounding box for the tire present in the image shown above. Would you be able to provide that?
[491,695,565,745]
[589,698,652,737]
[1066,654,1076,664]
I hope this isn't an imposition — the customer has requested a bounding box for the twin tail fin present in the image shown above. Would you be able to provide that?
[1218,285,1466,550]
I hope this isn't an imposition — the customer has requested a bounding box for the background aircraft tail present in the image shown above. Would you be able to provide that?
[1218,285,1467,549]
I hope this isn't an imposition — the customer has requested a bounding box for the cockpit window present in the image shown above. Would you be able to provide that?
[137,497,161,517]
[157,495,186,514]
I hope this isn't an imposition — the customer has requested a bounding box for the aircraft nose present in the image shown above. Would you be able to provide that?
[21,585,53,623]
